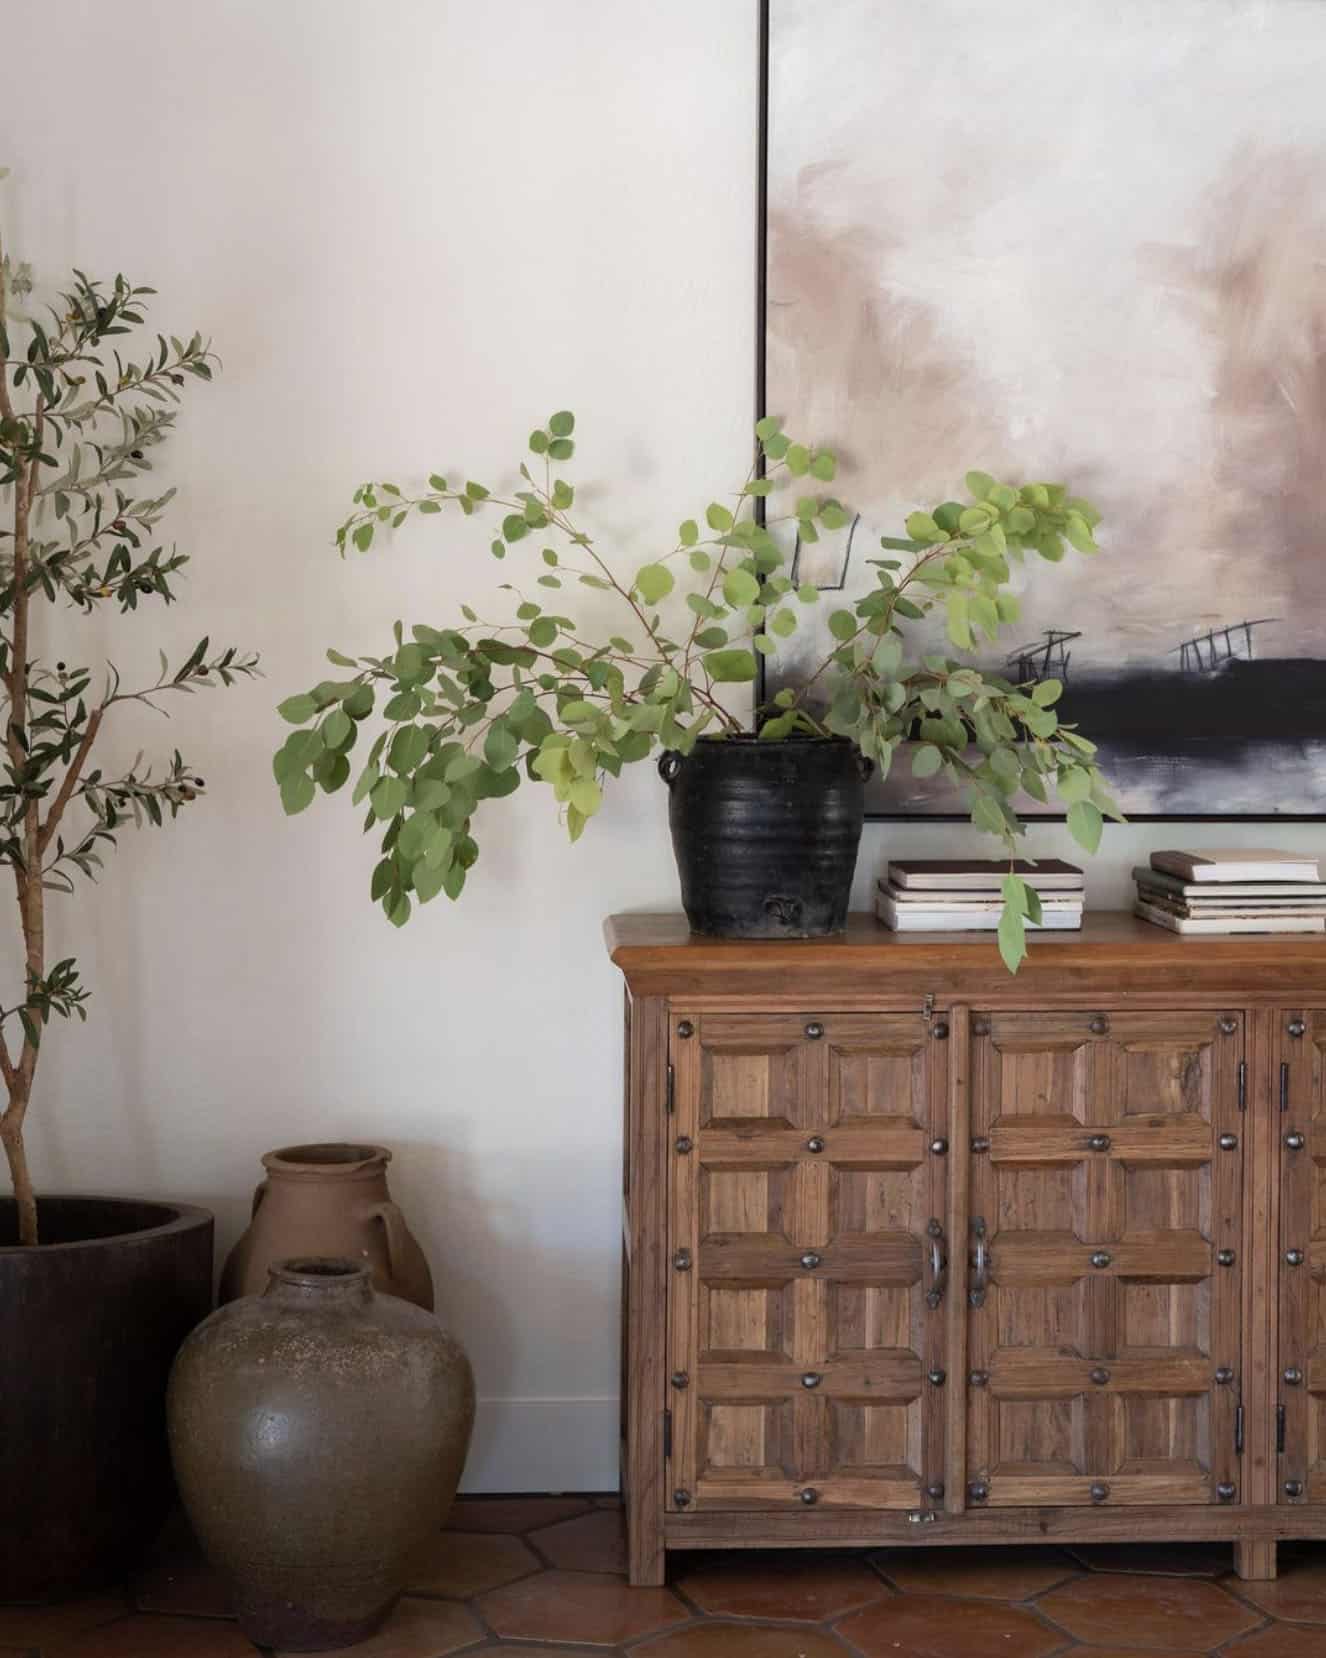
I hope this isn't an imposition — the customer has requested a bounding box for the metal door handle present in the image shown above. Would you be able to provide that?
[970,1217,989,1308]
[926,1219,948,1309]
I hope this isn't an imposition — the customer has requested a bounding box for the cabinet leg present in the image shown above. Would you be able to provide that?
[1234,1541,1277,1581]
[627,1515,666,1587]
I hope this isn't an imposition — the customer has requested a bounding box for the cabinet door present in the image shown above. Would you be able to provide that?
[668,1012,947,1511]
[1279,1009,1326,1503]
[967,1011,1243,1508]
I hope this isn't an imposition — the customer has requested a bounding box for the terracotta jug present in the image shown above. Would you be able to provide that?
[220,1143,433,1309]
[168,1257,474,1651]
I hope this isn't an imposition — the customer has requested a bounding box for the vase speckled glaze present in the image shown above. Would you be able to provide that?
[167,1257,474,1651]
[219,1142,433,1309]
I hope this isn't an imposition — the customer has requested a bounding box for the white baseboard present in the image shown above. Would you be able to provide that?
[460,1395,621,1494]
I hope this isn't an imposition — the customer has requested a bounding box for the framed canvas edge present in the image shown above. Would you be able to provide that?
[753,0,1326,825]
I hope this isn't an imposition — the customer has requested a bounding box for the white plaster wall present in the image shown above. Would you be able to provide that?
[3,0,1321,1489]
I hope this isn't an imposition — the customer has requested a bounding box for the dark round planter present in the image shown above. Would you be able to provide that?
[659,734,870,938]
[0,1195,214,1602]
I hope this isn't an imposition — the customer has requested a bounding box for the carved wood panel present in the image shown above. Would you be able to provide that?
[967,1011,1244,1508]
[1278,1009,1326,1505]
[668,1012,946,1510]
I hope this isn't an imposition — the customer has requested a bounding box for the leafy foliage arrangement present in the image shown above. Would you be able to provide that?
[277,412,1119,971]
[0,229,257,1245]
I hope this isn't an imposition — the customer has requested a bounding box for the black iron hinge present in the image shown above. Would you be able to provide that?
[663,1408,673,1460]
[1278,1403,1287,1455]
[666,1064,675,1115]
[1235,1404,1245,1456]
[1237,1061,1247,1112]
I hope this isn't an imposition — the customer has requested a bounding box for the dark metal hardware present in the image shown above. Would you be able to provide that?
[1090,1250,1112,1270]
[1236,1405,1244,1454]
[1089,1015,1110,1035]
[1238,1061,1247,1111]
[1287,1132,1306,1152]
[805,1136,826,1154]
[1286,1479,1304,1498]
[973,1019,991,1037]
[666,1064,675,1114]
[931,1021,950,1040]
[804,1021,824,1040]
[1089,1482,1109,1503]
[1216,1482,1237,1502]
[930,1137,949,1156]
[1219,1133,1238,1151]
[1285,1367,1304,1386]
[927,1218,948,1309]
[676,1021,694,1039]
[675,1135,693,1154]
[1087,1134,1111,1152]
[928,1368,946,1387]
[1217,1249,1236,1267]
[799,1487,818,1505]
[925,1481,945,1501]
[970,1216,989,1308]
[1281,1063,1291,1112]
[969,1370,989,1388]
[673,1489,691,1507]
[1219,1016,1238,1035]
[971,1136,991,1154]
[673,1249,692,1272]
[671,1371,689,1390]
[801,1372,822,1390]
[663,1409,672,1458]
[800,1251,822,1270]
[1287,1248,1305,1266]
[1278,1404,1287,1454]
[1289,1018,1307,1038]
[968,1481,989,1502]
[1215,1367,1235,1385]
[1089,1367,1110,1386]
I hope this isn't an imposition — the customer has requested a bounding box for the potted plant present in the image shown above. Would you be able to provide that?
[275,413,1118,970]
[0,230,257,1597]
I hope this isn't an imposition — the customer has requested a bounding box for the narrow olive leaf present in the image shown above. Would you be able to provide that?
[997,901,1027,974]
[1067,798,1104,854]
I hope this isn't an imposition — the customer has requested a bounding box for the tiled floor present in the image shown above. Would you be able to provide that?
[5,1499,1326,1656]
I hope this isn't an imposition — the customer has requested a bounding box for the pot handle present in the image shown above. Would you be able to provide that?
[367,1200,411,1280]
[250,1178,269,1220]
[658,751,683,786]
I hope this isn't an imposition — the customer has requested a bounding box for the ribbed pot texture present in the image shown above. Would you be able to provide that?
[659,735,869,938]
[168,1257,475,1652]
[0,1196,214,1601]
[219,1142,433,1310]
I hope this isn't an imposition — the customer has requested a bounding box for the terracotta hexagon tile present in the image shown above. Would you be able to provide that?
[528,1507,627,1573]
[1037,1572,1261,1650]
[408,1529,540,1597]
[45,1612,255,1658]
[1074,1650,1211,1658]
[1226,1627,1326,1658]
[1069,1542,1231,1578]
[872,1544,1079,1600]
[477,1567,687,1645]
[274,1596,481,1658]
[445,1495,591,1533]
[633,1622,854,1657]
[837,1593,1063,1658]
[0,1594,129,1649]
[677,1552,888,1620]
[1235,1553,1326,1623]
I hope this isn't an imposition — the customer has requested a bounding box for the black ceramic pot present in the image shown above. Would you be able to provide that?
[0,1195,214,1601]
[659,734,870,938]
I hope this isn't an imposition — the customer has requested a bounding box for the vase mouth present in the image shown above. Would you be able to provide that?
[263,1142,391,1178]
[267,1255,372,1290]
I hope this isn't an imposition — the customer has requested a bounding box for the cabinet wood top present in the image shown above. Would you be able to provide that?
[605,911,1326,1001]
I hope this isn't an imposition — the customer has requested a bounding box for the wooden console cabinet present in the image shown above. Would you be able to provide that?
[607,912,1326,1585]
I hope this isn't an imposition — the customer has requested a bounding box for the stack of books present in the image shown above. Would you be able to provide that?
[877,859,1085,932]
[1134,849,1326,934]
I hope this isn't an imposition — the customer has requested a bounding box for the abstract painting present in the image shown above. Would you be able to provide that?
[762,0,1326,817]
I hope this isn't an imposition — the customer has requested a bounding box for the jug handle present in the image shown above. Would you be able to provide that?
[366,1200,411,1279]
[250,1178,270,1220]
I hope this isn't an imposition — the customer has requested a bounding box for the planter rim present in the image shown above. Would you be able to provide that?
[0,1193,213,1255]
[687,733,858,747]
[262,1142,391,1178]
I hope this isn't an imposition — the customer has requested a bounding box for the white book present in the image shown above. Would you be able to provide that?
[879,894,1082,932]
[1150,849,1321,884]
[1132,867,1326,900]
[882,883,1082,910]
[1134,899,1326,935]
